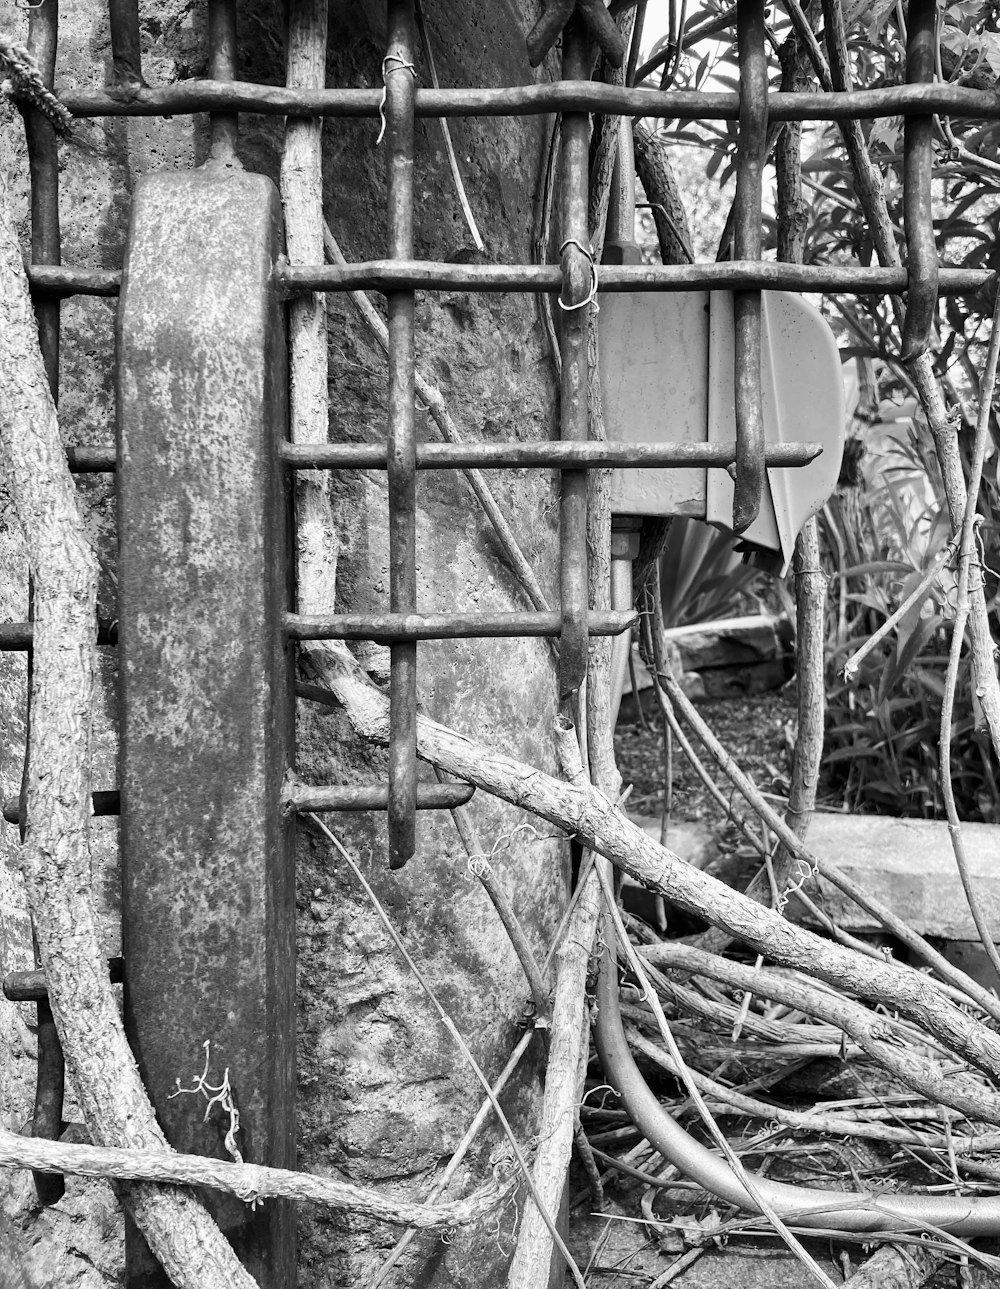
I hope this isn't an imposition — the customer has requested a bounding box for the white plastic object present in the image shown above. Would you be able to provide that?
[598,288,846,571]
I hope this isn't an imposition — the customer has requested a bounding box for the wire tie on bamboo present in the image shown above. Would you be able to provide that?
[579,1083,622,1110]
[557,238,599,314]
[972,516,1000,583]
[466,852,492,879]
[775,852,818,916]
[376,55,417,145]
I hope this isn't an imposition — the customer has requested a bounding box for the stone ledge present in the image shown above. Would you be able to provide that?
[791,813,1000,941]
[665,614,791,672]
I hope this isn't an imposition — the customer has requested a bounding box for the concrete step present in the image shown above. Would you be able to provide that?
[792,812,1000,942]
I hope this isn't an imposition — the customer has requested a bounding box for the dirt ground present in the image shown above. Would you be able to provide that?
[615,688,799,827]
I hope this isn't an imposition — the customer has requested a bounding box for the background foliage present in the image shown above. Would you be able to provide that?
[639,0,1000,819]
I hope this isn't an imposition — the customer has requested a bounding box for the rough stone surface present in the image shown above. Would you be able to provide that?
[0,2,565,1287]
[792,813,1000,941]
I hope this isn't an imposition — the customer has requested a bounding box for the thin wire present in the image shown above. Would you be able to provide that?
[557,237,599,313]
[376,55,417,145]
[308,815,589,1289]
[413,0,485,252]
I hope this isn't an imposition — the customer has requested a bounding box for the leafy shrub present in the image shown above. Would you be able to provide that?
[820,417,1000,822]
[658,517,771,629]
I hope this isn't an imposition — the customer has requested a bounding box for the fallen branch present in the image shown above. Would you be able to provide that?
[304,643,1000,1092]
[639,961,848,1050]
[506,734,602,1289]
[625,1025,989,1150]
[601,870,837,1289]
[0,1127,514,1228]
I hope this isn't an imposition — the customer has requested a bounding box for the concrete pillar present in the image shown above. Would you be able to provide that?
[116,167,295,1287]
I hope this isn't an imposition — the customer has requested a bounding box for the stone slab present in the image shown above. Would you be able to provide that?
[620,615,792,713]
[667,614,792,672]
[793,813,1000,941]
[627,617,790,687]
[629,816,716,868]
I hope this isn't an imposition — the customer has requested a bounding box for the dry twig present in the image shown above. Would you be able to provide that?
[638,941,1000,1127]
[441,786,552,1019]
[640,597,1000,1025]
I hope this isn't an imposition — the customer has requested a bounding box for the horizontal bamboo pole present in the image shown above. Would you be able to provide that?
[61,440,821,475]
[27,264,121,296]
[285,609,636,641]
[281,440,822,470]
[0,620,116,649]
[278,260,991,296]
[285,781,474,811]
[4,958,123,1002]
[59,79,1000,123]
[28,261,995,301]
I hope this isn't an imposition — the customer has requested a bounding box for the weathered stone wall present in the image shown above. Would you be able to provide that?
[1,1,567,1285]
